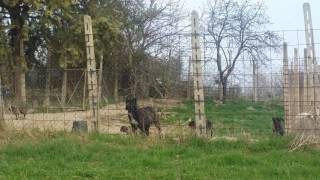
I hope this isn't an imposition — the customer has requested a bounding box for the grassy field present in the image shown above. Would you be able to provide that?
[0,100,319,179]
[167,99,284,137]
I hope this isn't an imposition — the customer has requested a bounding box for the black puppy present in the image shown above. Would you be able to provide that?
[272,117,284,136]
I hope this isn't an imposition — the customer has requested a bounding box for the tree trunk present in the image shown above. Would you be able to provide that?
[252,61,258,102]
[132,67,138,97]
[144,75,150,98]
[9,10,27,106]
[15,68,26,104]
[128,52,134,96]
[44,49,51,107]
[15,38,26,105]
[216,47,224,104]
[114,72,118,103]
[218,81,223,103]
[145,59,152,98]
[61,64,67,107]
[222,80,227,103]
[14,35,27,105]
[0,76,5,131]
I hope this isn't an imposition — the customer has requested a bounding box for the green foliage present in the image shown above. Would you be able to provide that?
[0,0,183,99]
[0,0,74,69]
[0,0,124,69]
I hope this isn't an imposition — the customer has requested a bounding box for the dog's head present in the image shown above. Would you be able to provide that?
[125,97,137,111]
[272,117,284,122]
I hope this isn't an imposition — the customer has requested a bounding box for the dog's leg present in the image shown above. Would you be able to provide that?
[21,108,26,119]
[145,125,150,136]
[128,113,138,134]
[140,119,149,136]
[272,118,277,135]
[154,119,162,136]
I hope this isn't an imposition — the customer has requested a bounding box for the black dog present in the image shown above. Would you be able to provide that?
[188,120,213,136]
[272,117,284,136]
[125,98,161,136]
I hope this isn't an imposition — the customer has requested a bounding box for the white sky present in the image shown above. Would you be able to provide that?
[181,0,320,87]
[183,0,320,30]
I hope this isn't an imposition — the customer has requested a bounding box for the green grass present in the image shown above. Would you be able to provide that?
[0,133,319,179]
[166,99,284,137]
[0,99,319,179]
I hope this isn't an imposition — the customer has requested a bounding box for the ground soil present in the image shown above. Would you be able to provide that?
[4,99,182,135]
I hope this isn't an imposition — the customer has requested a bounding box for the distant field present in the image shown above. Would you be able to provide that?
[0,100,319,179]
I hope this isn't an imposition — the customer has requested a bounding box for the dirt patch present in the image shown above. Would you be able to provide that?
[3,99,182,136]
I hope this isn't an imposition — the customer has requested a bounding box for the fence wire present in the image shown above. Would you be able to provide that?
[0,29,319,138]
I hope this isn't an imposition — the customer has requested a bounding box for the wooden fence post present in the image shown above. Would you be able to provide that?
[303,3,317,64]
[84,15,98,131]
[283,43,290,134]
[191,11,206,136]
[293,48,300,118]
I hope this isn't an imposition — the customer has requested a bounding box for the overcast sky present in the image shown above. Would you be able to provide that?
[181,0,320,85]
[183,0,320,30]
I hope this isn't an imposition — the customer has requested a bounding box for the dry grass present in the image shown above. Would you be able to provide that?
[289,134,320,152]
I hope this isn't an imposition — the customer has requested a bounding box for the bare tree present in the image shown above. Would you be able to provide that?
[122,0,185,97]
[206,0,279,103]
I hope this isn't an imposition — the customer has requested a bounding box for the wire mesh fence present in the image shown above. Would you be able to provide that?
[0,28,319,138]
